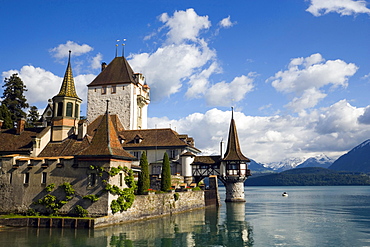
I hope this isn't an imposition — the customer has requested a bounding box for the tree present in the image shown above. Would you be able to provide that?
[27,105,39,127]
[0,104,13,129]
[161,152,171,192]
[137,152,150,195]
[2,73,29,126]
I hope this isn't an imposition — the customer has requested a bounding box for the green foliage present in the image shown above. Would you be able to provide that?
[0,104,13,129]
[109,166,123,176]
[83,194,99,202]
[74,205,88,217]
[1,73,29,125]
[106,167,137,214]
[110,235,134,247]
[173,192,180,201]
[192,187,201,191]
[137,151,150,195]
[60,182,75,196]
[45,183,55,192]
[161,152,171,192]
[26,208,39,216]
[27,105,39,127]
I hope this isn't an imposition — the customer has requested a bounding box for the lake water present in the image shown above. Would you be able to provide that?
[1,186,370,246]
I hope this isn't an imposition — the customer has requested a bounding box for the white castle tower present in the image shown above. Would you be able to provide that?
[87,56,150,130]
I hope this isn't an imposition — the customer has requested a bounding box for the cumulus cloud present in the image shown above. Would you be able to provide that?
[91,53,103,70]
[268,53,358,112]
[149,100,370,163]
[159,8,211,44]
[1,65,95,107]
[358,106,370,124]
[219,16,236,28]
[205,73,255,106]
[129,8,253,105]
[49,41,93,59]
[306,0,370,16]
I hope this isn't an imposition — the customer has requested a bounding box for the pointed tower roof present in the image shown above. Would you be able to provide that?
[78,110,134,159]
[56,51,80,99]
[88,56,136,86]
[223,109,250,162]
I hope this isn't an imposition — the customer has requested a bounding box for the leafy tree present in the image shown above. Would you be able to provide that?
[1,73,29,126]
[27,105,39,127]
[161,152,171,191]
[137,152,150,195]
[0,104,13,129]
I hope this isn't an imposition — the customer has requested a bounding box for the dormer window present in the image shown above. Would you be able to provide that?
[134,134,143,144]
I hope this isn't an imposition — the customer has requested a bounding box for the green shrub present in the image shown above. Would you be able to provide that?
[75,205,88,217]
[45,183,55,192]
[83,194,99,202]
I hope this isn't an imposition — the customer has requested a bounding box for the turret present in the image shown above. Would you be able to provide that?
[51,51,82,141]
[219,108,251,202]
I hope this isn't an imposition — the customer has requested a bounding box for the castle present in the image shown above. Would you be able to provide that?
[0,51,250,217]
[0,52,200,216]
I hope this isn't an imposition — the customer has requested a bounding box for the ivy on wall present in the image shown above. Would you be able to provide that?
[104,166,136,214]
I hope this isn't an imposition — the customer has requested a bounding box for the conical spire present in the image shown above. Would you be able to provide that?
[57,51,80,99]
[223,108,250,161]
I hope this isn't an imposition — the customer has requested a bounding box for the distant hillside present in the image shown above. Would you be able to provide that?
[248,159,273,173]
[296,154,333,169]
[329,139,370,173]
[244,167,370,186]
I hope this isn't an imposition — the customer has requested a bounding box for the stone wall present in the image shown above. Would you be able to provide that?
[94,190,205,228]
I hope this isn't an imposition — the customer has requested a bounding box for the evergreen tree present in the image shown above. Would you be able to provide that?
[137,152,150,195]
[2,73,29,126]
[161,152,171,192]
[27,105,39,127]
[0,104,13,129]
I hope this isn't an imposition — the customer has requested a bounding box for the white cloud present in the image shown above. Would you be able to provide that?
[91,53,103,70]
[219,16,236,28]
[1,65,95,108]
[358,106,370,124]
[306,0,370,16]
[268,53,358,112]
[129,42,216,101]
[205,73,255,106]
[159,8,211,44]
[149,100,370,163]
[49,41,93,59]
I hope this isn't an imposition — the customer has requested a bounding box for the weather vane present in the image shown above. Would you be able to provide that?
[122,39,126,57]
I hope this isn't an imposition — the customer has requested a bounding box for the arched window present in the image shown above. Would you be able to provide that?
[66,102,73,117]
[57,102,63,116]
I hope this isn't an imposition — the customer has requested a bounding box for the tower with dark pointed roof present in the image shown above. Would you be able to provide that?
[219,109,251,202]
[87,56,150,130]
[51,51,82,141]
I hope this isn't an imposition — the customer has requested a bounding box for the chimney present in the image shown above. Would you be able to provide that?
[16,118,26,134]
[0,120,3,129]
[77,120,87,140]
[101,62,107,72]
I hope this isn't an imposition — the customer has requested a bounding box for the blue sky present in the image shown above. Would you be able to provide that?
[1,0,370,163]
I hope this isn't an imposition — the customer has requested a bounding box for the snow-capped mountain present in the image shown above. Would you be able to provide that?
[296,154,334,169]
[264,157,306,172]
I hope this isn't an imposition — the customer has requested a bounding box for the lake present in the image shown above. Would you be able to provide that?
[1,186,370,246]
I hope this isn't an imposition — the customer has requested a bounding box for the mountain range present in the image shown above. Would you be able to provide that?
[249,139,370,174]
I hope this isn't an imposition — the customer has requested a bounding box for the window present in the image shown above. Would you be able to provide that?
[102,86,107,94]
[88,173,96,187]
[75,104,79,118]
[132,151,140,159]
[41,172,47,184]
[169,150,177,159]
[119,173,123,187]
[24,173,30,184]
[66,102,73,117]
[57,102,63,116]
[112,85,116,94]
